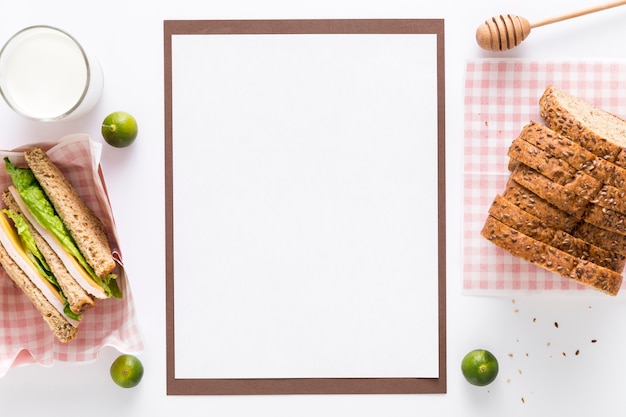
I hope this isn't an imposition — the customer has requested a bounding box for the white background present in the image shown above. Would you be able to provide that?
[0,0,626,416]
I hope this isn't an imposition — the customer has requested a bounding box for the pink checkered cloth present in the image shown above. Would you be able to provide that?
[463,60,626,295]
[0,134,143,376]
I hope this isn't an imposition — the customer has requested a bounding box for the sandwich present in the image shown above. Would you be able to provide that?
[0,147,122,342]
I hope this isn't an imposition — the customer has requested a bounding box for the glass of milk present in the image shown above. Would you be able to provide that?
[0,25,103,121]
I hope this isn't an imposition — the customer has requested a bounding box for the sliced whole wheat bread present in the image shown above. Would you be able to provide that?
[509,163,590,219]
[481,215,623,296]
[518,121,626,190]
[508,136,602,198]
[481,86,626,296]
[540,85,626,165]
[584,204,626,236]
[488,194,625,272]
[573,221,626,256]
[501,177,580,233]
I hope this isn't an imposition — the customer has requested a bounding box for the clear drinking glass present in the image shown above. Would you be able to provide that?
[0,25,103,121]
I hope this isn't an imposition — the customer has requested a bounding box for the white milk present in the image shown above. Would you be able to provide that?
[0,26,103,121]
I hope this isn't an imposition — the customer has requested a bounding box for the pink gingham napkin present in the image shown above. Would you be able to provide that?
[463,59,626,295]
[0,134,143,376]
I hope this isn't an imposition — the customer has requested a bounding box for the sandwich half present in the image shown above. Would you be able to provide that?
[0,146,122,341]
[0,207,79,342]
[4,148,121,300]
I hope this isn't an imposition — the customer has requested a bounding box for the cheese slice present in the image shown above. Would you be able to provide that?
[8,186,108,299]
[0,212,79,327]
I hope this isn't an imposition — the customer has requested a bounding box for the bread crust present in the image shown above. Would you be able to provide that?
[573,221,626,256]
[540,85,626,165]
[508,136,602,198]
[519,121,626,190]
[584,204,626,236]
[23,148,115,280]
[501,178,580,233]
[481,216,623,296]
[0,242,77,342]
[488,194,625,272]
[514,122,626,216]
[481,86,626,296]
[509,163,590,219]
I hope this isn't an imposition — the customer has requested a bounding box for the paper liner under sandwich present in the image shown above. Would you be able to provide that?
[463,59,626,296]
[0,134,143,376]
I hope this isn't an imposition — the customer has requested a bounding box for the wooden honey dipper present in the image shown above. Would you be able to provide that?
[476,0,626,51]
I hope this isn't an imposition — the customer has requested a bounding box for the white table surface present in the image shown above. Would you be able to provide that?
[1,1,626,416]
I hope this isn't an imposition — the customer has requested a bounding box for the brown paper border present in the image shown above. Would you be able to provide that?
[164,19,446,395]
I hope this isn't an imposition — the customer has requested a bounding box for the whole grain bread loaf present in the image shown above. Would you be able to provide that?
[481,215,623,296]
[540,85,626,165]
[481,86,626,295]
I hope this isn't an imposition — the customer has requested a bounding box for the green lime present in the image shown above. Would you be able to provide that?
[461,349,499,386]
[101,111,138,148]
[110,354,144,388]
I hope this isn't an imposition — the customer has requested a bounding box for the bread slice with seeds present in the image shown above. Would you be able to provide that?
[481,215,623,296]
[488,194,625,272]
[584,204,626,236]
[508,135,602,197]
[517,121,626,190]
[509,163,590,219]
[539,85,626,165]
[573,221,626,256]
[501,177,580,233]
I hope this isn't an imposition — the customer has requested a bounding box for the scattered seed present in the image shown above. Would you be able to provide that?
[575,350,580,356]
[554,322,559,328]
[521,397,525,403]
[591,339,597,343]
[562,352,566,357]
[532,317,536,323]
